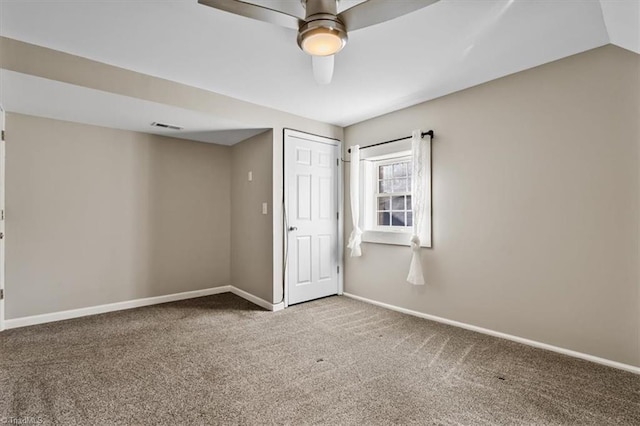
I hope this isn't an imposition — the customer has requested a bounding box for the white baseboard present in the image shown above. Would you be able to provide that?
[3,285,285,330]
[342,292,640,375]
[5,286,232,329]
[229,286,284,312]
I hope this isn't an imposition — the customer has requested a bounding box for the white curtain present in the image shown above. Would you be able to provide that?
[347,145,363,257]
[407,130,426,285]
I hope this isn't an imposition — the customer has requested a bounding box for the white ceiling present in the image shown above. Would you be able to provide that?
[599,0,640,53]
[0,0,638,127]
[0,70,267,145]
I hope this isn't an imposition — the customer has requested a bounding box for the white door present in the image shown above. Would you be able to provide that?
[285,130,340,305]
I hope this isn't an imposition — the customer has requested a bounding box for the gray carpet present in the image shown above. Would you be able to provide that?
[0,293,638,425]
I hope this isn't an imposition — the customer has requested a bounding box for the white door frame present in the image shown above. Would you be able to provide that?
[0,106,5,331]
[283,129,343,308]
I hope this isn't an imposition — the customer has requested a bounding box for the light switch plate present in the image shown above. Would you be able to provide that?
[248,171,253,182]
[262,202,268,215]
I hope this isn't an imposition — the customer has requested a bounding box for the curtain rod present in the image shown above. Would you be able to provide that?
[347,130,434,154]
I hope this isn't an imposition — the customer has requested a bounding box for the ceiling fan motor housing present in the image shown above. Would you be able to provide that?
[297,0,348,56]
[303,0,338,17]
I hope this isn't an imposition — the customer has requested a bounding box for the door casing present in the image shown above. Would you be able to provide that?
[0,106,5,331]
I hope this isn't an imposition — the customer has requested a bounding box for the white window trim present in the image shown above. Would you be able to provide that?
[360,149,431,248]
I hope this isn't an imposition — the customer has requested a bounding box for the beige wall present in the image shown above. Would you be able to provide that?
[6,113,232,318]
[343,45,640,366]
[0,37,344,306]
[230,130,274,302]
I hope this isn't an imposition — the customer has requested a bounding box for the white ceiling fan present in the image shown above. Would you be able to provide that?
[198,0,440,84]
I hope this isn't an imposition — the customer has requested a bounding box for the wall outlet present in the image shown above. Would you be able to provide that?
[248,171,253,182]
[262,202,268,215]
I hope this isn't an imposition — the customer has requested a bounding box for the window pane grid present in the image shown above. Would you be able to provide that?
[376,159,413,228]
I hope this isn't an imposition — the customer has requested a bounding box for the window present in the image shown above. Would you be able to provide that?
[361,148,431,247]
[375,157,412,229]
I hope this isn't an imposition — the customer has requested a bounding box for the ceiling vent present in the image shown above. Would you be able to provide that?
[151,122,183,130]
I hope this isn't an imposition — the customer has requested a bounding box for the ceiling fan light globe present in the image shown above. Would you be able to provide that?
[302,30,344,56]
[297,20,348,56]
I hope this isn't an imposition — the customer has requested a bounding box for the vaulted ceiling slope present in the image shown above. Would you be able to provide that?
[0,0,638,127]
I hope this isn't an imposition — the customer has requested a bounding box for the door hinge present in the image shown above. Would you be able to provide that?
[337,266,340,274]
[336,158,339,166]
[1,210,4,220]
[336,212,339,220]
[0,289,4,300]
[1,130,4,141]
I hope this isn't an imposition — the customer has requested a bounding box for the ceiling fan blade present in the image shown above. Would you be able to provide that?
[338,0,440,31]
[312,55,334,85]
[198,0,302,30]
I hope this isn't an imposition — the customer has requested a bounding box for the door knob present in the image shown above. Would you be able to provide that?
[288,226,298,231]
